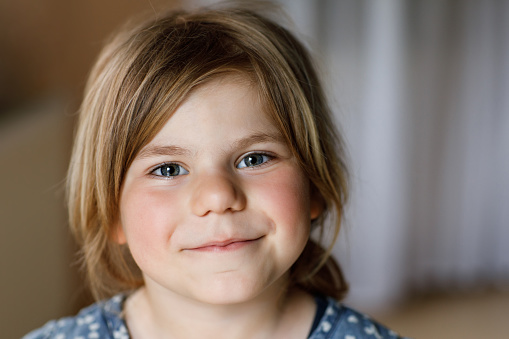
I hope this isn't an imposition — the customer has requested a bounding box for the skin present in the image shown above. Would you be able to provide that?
[115,75,322,338]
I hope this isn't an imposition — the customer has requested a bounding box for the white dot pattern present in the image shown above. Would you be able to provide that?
[21,293,412,339]
[321,321,332,332]
[307,297,412,339]
[347,315,359,323]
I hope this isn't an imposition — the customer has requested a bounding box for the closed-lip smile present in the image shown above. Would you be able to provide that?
[185,236,263,252]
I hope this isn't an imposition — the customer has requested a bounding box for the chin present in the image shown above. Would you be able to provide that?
[189,275,277,306]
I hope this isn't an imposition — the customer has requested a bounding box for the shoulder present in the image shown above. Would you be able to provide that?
[22,294,130,339]
[309,297,411,339]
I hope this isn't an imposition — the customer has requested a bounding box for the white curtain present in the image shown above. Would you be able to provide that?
[194,0,509,310]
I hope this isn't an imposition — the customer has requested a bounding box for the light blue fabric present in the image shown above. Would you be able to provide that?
[23,295,129,339]
[307,297,409,339]
[23,294,410,339]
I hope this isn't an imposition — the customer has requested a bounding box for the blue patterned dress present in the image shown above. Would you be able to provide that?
[23,294,411,339]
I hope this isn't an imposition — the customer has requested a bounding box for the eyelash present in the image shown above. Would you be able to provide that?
[149,162,189,179]
[148,152,275,179]
[236,152,274,169]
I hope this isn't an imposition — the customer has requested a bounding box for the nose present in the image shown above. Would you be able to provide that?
[190,172,246,216]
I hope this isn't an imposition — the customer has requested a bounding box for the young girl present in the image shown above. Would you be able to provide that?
[25,4,408,339]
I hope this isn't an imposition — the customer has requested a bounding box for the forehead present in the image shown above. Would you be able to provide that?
[146,74,282,149]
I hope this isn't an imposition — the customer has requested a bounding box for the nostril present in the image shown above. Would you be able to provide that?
[190,175,246,216]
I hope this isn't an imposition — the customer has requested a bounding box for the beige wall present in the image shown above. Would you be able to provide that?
[0,98,74,338]
[0,0,181,109]
[0,1,180,337]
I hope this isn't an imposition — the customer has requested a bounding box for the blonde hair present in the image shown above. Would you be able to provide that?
[67,4,349,301]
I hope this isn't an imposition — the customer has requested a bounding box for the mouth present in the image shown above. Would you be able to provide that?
[185,236,263,253]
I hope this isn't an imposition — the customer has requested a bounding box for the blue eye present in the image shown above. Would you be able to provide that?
[152,163,189,178]
[237,153,271,169]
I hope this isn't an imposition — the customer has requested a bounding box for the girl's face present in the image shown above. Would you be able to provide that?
[116,75,322,305]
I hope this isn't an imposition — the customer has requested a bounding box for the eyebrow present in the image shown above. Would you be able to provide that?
[137,145,192,159]
[137,132,285,159]
[230,132,285,151]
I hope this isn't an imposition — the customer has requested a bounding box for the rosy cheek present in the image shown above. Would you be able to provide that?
[256,166,311,235]
[120,186,181,254]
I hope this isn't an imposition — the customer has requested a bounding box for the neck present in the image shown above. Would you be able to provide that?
[124,280,316,339]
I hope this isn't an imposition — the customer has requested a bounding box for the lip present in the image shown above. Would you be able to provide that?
[185,236,263,252]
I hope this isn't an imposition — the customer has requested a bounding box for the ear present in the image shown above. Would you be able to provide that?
[310,185,325,220]
[111,219,127,245]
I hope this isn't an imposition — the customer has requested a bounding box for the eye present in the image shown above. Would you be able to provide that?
[237,153,272,169]
[151,163,189,178]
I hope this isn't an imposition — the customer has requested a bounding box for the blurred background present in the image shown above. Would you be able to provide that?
[1,0,508,338]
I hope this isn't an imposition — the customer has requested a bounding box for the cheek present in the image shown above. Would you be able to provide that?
[119,187,181,257]
[255,166,312,237]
